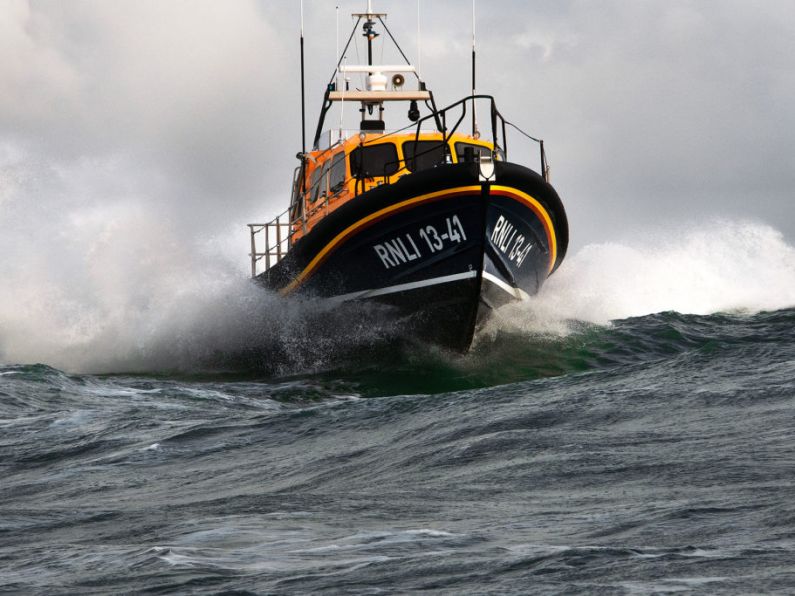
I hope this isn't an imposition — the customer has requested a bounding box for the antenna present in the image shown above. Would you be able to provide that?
[337,5,343,141]
[300,0,306,155]
[471,0,479,137]
[417,0,422,80]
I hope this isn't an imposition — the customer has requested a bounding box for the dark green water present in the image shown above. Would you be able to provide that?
[2,308,794,594]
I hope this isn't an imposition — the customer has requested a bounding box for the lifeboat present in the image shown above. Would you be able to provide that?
[248,5,568,352]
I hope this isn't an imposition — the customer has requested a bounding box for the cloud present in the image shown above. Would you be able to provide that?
[474,0,795,240]
[1,0,297,233]
[4,0,795,246]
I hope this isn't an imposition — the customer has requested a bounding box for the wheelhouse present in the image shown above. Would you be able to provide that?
[290,131,494,241]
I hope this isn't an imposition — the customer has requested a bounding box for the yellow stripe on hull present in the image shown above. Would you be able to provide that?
[281,184,557,295]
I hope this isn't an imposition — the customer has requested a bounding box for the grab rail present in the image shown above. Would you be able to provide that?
[369,94,550,184]
[248,207,292,277]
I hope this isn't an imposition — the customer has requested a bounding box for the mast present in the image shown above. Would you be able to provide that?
[360,1,381,122]
[313,2,435,146]
[365,0,376,68]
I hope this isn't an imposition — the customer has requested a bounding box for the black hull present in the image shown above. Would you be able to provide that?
[259,161,568,352]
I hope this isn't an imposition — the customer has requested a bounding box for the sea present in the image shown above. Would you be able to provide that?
[2,221,795,594]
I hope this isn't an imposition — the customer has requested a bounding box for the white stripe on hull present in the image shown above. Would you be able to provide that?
[325,269,531,304]
[328,271,478,303]
[481,271,531,301]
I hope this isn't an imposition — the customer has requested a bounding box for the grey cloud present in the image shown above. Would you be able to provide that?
[2,0,794,252]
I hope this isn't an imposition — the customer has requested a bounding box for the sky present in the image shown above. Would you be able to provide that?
[2,0,795,369]
[3,0,795,256]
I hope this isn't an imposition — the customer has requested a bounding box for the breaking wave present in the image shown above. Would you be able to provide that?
[1,205,794,376]
[481,219,795,338]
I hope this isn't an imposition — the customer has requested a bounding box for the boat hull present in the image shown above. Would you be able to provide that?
[259,161,568,352]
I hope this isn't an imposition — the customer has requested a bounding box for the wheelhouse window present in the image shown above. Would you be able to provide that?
[349,143,399,178]
[403,140,446,172]
[455,142,488,163]
[309,161,329,203]
[329,151,346,193]
[290,165,304,219]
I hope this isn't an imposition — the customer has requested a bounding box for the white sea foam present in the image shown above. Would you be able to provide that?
[0,206,396,374]
[484,219,795,337]
[1,178,794,373]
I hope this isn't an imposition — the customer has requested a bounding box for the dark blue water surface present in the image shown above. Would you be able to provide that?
[2,308,794,594]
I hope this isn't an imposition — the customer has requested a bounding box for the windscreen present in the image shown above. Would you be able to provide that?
[403,140,446,172]
[349,143,399,178]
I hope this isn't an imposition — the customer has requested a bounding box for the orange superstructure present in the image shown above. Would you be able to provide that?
[291,132,494,241]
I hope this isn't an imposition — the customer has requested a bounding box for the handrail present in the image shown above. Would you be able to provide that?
[248,205,292,277]
[368,94,548,182]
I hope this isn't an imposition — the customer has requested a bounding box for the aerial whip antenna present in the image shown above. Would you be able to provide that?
[472,0,479,138]
[417,0,422,80]
[337,5,345,140]
[300,0,307,155]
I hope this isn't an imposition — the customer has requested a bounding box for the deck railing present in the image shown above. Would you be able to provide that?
[248,207,292,277]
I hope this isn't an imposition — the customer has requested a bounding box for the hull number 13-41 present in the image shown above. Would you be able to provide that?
[373,215,468,270]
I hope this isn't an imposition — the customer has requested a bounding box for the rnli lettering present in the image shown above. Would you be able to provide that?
[372,215,468,270]
[491,215,534,267]
[373,234,422,269]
